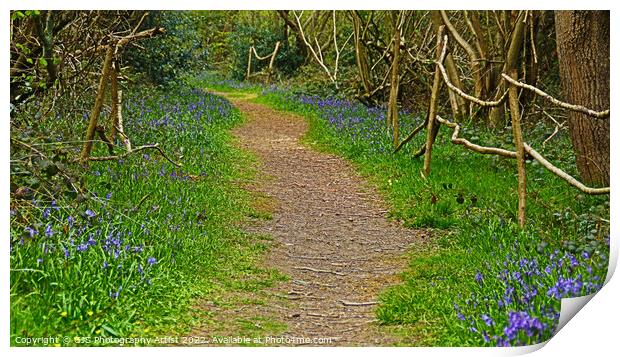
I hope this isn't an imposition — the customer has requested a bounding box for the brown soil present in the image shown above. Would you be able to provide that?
[189,92,426,346]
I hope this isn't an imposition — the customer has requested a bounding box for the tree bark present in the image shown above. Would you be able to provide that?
[489,11,526,128]
[432,11,467,120]
[423,25,445,177]
[508,69,527,227]
[555,10,610,186]
[387,11,401,145]
[80,46,114,162]
[352,11,372,98]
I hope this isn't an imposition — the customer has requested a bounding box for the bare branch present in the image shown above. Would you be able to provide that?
[440,11,478,62]
[523,144,609,195]
[436,115,517,158]
[393,120,426,153]
[85,143,182,167]
[501,73,610,118]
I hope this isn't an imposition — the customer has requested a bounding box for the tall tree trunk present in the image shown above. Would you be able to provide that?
[555,11,610,186]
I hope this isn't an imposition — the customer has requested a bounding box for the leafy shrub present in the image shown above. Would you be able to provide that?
[123,11,208,86]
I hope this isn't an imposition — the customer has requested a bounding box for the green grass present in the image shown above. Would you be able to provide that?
[10,75,285,345]
[253,89,609,346]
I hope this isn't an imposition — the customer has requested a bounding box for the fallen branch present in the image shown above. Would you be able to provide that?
[501,73,610,119]
[436,115,517,158]
[294,266,345,276]
[338,300,378,306]
[523,143,609,195]
[83,143,182,167]
[435,115,609,195]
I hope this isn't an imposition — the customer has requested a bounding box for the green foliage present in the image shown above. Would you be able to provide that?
[123,11,208,86]
[228,13,304,80]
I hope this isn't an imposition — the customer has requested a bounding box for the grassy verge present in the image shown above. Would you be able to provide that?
[10,75,285,345]
[253,89,609,346]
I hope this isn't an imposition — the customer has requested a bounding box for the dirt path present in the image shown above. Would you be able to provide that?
[192,92,424,346]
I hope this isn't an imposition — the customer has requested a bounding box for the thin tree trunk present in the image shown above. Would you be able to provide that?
[387,11,401,145]
[508,69,527,227]
[423,25,445,177]
[489,11,526,128]
[352,11,372,98]
[109,60,120,143]
[80,46,114,162]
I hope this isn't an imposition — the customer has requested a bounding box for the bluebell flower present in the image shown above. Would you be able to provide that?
[103,261,109,269]
[25,227,38,238]
[44,224,53,238]
[503,311,544,341]
[147,257,157,266]
[481,314,494,326]
[110,285,122,299]
[85,209,96,218]
[482,331,490,343]
[475,271,484,284]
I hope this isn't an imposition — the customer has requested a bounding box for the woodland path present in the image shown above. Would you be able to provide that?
[191,92,425,346]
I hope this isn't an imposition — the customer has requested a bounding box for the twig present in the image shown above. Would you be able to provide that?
[82,143,182,167]
[501,73,610,119]
[393,120,427,153]
[293,266,345,276]
[129,194,151,213]
[338,300,378,306]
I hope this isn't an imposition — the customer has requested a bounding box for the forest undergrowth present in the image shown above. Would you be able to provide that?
[10,75,285,345]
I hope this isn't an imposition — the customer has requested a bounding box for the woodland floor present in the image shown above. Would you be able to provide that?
[188,92,427,346]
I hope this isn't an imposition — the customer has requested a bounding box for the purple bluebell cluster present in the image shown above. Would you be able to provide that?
[453,240,608,346]
[124,87,235,135]
[11,197,158,302]
[268,90,422,156]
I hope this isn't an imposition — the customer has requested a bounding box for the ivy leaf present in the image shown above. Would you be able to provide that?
[39,57,48,67]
